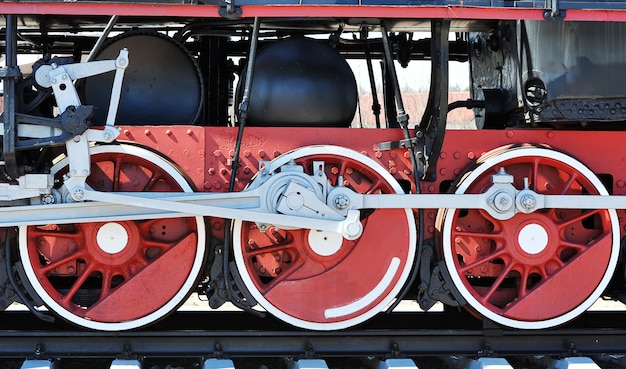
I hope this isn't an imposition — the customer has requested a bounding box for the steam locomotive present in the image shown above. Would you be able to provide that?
[1,0,626,333]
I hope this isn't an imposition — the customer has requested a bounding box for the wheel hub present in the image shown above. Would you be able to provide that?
[516,223,548,255]
[96,222,129,254]
[307,230,343,257]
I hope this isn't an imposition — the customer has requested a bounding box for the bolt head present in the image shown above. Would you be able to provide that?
[72,188,85,200]
[521,194,537,209]
[493,191,513,212]
[334,194,350,210]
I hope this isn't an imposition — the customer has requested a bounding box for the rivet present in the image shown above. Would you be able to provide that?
[375,151,383,158]
[208,168,216,175]
[204,182,212,189]
[123,129,131,136]
[213,150,222,157]
[440,152,447,159]
[428,185,435,192]
[617,180,624,188]
[258,150,266,158]
[273,150,281,158]
[389,151,397,158]
[467,152,475,160]
[440,168,447,175]
[506,131,514,138]
[547,131,555,139]
[144,129,151,136]
[454,152,461,159]
[165,129,172,136]
[389,167,397,174]
[186,129,193,136]
[244,150,251,158]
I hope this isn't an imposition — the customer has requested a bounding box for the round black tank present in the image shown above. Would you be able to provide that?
[83,31,203,126]
[238,37,357,127]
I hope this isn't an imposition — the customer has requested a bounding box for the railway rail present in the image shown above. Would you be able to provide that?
[3,310,626,368]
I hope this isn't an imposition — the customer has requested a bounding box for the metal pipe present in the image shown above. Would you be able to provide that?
[3,15,19,179]
[224,17,264,317]
[86,16,119,62]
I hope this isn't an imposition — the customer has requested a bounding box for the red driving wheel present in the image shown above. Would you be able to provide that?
[233,146,416,330]
[438,146,619,329]
[19,144,206,330]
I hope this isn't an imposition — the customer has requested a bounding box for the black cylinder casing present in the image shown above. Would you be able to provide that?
[238,37,357,127]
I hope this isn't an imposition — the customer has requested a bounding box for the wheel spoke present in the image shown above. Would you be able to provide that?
[559,240,588,253]
[365,179,383,194]
[112,155,123,192]
[531,157,539,192]
[61,263,96,305]
[560,172,579,195]
[458,248,506,274]
[244,243,295,257]
[481,262,514,304]
[142,172,163,192]
[557,209,603,228]
[99,269,113,301]
[451,229,506,241]
[256,257,306,294]
[517,267,530,297]
[39,249,88,275]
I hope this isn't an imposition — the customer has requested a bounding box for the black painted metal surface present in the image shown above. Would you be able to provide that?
[1,311,626,359]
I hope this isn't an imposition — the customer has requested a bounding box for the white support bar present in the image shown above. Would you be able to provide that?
[110,359,142,369]
[203,359,236,369]
[467,358,514,369]
[291,359,329,369]
[551,357,601,369]
[20,360,56,369]
[378,358,419,369]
